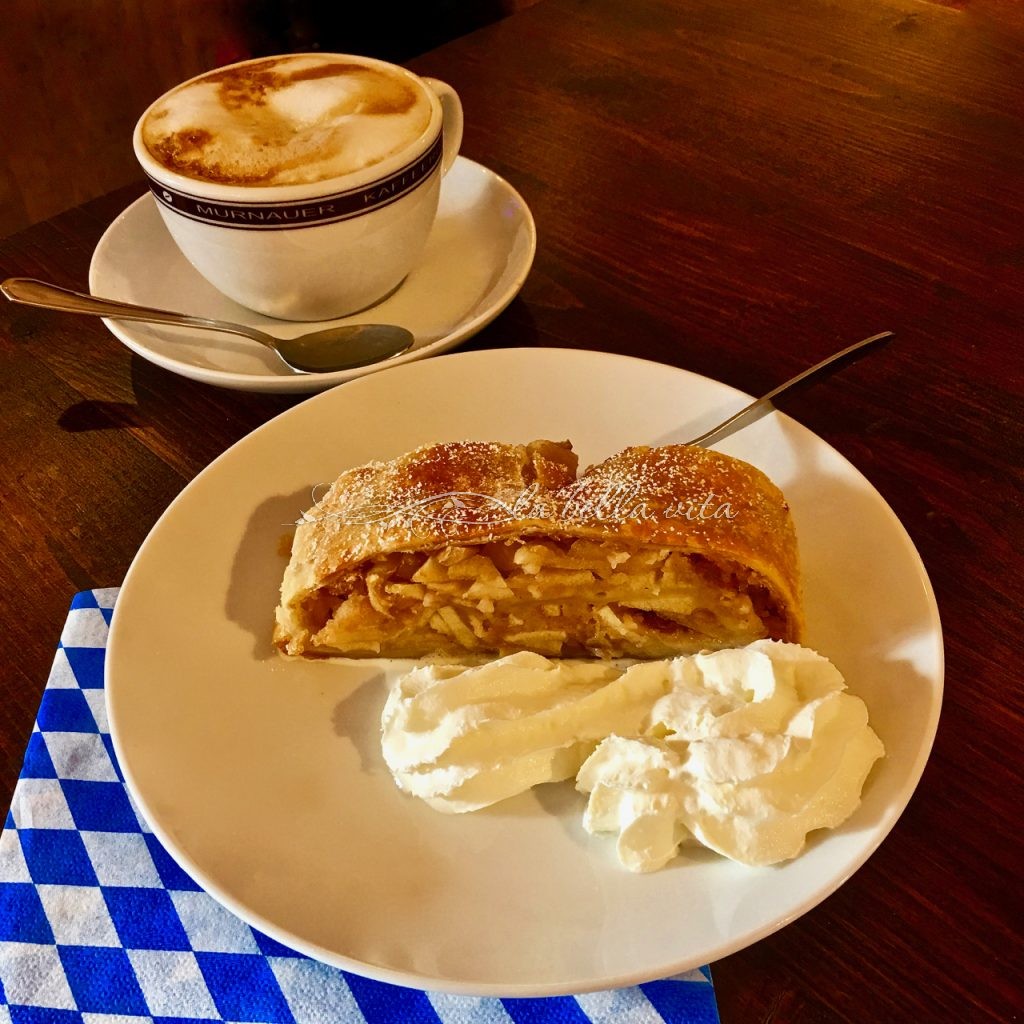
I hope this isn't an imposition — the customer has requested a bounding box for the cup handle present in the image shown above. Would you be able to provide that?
[423,77,464,176]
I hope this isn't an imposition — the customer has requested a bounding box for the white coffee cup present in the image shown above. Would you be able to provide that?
[133,53,463,321]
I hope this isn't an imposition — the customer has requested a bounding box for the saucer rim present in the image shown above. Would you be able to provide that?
[87,156,537,393]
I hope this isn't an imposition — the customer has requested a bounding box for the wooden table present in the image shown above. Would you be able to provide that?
[1,0,1021,1019]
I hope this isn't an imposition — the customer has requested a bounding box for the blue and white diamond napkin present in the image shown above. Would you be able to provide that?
[0,590,720,1023]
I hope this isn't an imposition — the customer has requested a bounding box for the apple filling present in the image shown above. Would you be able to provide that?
[292,537,786,658]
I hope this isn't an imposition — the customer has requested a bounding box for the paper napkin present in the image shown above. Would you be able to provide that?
[0,590,720,1023]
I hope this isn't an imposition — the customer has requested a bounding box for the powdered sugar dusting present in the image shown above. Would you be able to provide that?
[289,439,797,603]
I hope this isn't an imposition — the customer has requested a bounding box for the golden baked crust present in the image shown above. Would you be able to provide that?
[274,440,802,658]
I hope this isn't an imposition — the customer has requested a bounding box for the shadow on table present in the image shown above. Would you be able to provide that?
[58,400,148,431]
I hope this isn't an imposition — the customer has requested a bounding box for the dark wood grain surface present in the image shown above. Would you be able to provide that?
[1,0,1022,1020]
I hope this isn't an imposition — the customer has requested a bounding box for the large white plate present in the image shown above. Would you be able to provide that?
[88,158,536,393]
[106,348,943,996]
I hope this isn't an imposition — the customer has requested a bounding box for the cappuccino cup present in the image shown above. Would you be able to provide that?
[133,54,463,320]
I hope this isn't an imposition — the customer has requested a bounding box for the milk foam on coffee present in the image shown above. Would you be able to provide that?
[141,55,434,187]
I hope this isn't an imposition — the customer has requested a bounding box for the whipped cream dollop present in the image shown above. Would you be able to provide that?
[380,642,884,870]
[576,642,885,869]
[381,651,665,813]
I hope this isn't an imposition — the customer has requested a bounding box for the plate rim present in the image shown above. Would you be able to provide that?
[87,157,537,393]
[105,346,944,996]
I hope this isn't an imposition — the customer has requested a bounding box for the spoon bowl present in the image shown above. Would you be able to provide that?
[0,278,415,374]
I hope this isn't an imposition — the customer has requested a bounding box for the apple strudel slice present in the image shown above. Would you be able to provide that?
[274,439,802,658]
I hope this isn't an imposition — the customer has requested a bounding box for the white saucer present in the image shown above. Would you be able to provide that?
[88,158,536,393]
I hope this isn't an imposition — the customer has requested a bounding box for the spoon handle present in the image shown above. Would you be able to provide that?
[0,277,270,347]
[685,330,895,447]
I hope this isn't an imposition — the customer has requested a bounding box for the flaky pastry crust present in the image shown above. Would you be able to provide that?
[274,439,802,658]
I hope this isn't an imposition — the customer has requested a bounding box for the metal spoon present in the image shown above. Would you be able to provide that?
[0,277,415,374]
[686,330,894,447]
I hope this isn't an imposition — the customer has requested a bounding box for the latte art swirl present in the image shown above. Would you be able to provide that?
[141,54,434,188]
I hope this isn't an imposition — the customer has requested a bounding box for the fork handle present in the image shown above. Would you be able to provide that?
[686,330,895,447]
